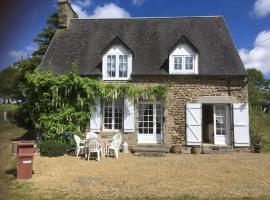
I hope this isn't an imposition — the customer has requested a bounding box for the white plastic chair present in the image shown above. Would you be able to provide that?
[107,133,122,158]
[86,138,102,161]
[85,132,98,140]
[74,135,86,157]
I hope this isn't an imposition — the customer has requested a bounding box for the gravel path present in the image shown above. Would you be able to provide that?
[28,153,270,199]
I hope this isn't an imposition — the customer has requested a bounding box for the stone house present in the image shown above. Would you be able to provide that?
[39,0,250,152]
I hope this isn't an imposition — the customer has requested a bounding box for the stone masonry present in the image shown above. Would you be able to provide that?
[130,76,248,148]
[57,0,78,28]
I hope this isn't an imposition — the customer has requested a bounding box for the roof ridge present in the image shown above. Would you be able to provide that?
[69,16,223,20]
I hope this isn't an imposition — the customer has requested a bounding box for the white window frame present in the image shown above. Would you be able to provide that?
[103,99,124,132]
[173,55,195,72]
[137,101,163,144]
[102,45,132,80]
[169,43,198,75]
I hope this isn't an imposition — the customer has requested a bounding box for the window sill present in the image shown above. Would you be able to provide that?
[169,71,198,75]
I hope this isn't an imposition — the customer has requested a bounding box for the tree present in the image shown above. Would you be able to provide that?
[0,12,59,103]
[246,68,269,109]
[33,12,59,57]
[0,67,19,102]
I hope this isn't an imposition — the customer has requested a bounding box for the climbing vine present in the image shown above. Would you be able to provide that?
[24,71,167,141]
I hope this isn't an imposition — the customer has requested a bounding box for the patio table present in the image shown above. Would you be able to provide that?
[84,137,109,159]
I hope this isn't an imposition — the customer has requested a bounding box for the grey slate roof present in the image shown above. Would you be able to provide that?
[39,16,246,76]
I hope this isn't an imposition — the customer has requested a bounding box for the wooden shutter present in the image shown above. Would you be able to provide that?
[124,96,135,132]
[233,103,250,147]
[90,97,101,132]
[186,103,202,146]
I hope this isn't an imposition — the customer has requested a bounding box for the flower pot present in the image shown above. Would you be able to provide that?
[253,144,261,153]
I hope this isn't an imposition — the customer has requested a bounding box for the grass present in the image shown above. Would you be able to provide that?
[0,106,270,199]
[0,104,20,111]
[261,113,270,152]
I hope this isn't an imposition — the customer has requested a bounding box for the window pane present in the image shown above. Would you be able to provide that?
[185,56,194,70]
[103,99,123,130]
[119,55,128,77]
[107,55,116,77]
[174,56,182,70]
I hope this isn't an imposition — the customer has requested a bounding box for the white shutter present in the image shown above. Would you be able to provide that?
[186,103,202,146]
[90,96,101,132]
[233,103,250,147]
[124,96,135,132]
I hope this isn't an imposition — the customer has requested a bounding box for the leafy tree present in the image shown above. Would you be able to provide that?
[0,12,59,103]
[0,67,19,102]
[246,68,269,109]
[33,12,59,57]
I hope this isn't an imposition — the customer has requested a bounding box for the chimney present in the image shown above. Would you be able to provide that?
[57,0,78,28]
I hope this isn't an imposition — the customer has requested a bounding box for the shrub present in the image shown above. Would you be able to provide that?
[250,108,264,145]
[38,140,69,157]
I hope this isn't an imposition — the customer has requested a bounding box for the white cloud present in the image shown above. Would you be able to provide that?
[90,3,130,18]
[71,2,130,19]
[132,0,145,6]
[71,3,90,18]
[26,44,37,52]
[239,30,270,74]
[8,50,27,59]
[74,0,91,7]
[252,0,270,18]
[8,44,37,60]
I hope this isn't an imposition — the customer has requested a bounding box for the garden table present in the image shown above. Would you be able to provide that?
[84,137,109,159]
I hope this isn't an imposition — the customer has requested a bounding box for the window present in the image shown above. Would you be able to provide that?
[105,54,130,79]
[174,57,182,70]
[173,56,194,71]
[119,55,128,77]
[169,43,198,74]
[103,99,123,131]
[138,103,162,135]
[103,45,132,80]
[107,55,116,78]
[215,105,226,135]
[185,56,194,70]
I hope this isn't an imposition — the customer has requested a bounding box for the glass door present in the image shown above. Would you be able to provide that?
[137,102,162,144]
[214,104,230,145]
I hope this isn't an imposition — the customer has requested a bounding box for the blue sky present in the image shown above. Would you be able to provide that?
[0,0,270,77]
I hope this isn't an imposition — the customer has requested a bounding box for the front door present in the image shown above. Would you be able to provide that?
[214,104,230,145]
[137,102,162,144]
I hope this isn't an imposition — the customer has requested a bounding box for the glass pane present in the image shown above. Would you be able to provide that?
[119,55,128,77]
[174,57,182,70]
[103,99,123,130]
[185,56,194,70]
[107,55,116,77]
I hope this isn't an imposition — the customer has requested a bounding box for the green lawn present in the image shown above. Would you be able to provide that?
[0,104,20,111]
[261,113,270,152]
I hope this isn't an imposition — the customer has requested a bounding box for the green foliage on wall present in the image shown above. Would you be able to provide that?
[25,71,167,141]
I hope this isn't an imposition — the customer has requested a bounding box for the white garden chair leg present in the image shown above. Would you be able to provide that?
[115,149,119,159]
[97,151,100,161]
[88,152,91,161]
[76,148,80,157]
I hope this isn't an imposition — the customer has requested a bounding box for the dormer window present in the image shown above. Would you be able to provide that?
[173,55,195,71]
[107,54,128,78]
[103,45,132,80]
[169,38,198,75]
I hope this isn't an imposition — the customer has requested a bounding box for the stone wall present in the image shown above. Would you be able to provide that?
[131,76,248,148]
[57,0,78,28]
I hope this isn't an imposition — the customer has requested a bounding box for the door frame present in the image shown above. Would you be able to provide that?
[136,101,163,144]
[213,104,231,145]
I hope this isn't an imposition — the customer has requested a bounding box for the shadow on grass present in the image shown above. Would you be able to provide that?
[5,168,17,178]
[12,129,36,141]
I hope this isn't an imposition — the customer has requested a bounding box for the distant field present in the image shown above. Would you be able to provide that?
[261,113,270,152]
[0,104,19,111]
